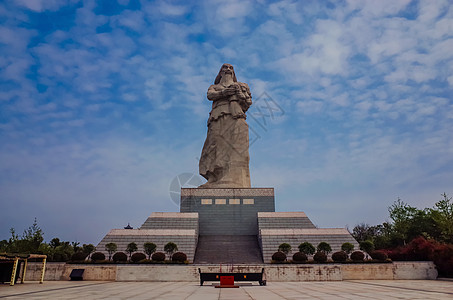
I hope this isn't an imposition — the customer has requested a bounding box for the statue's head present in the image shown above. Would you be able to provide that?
[214,63,237,84]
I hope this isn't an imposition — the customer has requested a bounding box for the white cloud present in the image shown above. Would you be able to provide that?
[112,10,146,32]
[268,0,303,25]
[157,2,188,17]
[447,75,453,86]
[198,0,254,37]
[417,0,449,23]
[297,100,324,114]
[15,0,74,12]
[346,0,412,18]
[274,19,350,78]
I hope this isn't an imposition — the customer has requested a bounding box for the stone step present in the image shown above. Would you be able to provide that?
[194,235,263,264]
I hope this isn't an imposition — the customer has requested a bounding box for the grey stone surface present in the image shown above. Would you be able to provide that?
[199,64,252,188]
[180,188,275,235]
[140,212,199,235]
[258,212,317,229]
[4,279,451,299]
[194,235,262,264]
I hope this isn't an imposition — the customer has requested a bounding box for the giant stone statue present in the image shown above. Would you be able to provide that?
[199,64,252,188]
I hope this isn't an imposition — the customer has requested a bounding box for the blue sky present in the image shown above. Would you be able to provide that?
[1,0,452,245]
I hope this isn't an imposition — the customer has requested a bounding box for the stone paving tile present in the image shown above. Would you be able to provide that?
[1,280,453,299]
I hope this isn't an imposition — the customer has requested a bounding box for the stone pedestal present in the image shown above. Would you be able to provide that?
[96,187,360,264]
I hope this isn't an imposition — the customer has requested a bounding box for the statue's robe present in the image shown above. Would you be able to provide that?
[199,83,251,188]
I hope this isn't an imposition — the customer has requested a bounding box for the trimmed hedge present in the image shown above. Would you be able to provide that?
[298,242,316,255]
[341,242,354,254]
[386,237,453,277]
[317,242,332,254]
[91,252,105,262]
[152,252,166,262]
[292,252,308,263]
[172,252,187,263]
[350,251,365,262]
[331,251,348,262]
[131,252,146,263]
[313,251,327,263]
[370,250,388,261]
[71,252,87,262]
[272,251,286,262]
[113,252,128,262]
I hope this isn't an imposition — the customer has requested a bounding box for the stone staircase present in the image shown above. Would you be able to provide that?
[194,235,263,264]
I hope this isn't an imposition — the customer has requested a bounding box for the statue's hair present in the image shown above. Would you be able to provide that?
[214,64,237,84]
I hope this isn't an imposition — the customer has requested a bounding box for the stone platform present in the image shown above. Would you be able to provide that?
[96,187,359,264]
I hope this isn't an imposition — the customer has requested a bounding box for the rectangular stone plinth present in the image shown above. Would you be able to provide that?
[180,188,275,235]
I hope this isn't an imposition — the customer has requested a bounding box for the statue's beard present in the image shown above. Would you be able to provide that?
[220,73,234,85]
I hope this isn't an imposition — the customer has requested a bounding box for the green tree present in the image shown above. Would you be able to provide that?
[82,244,96,259]
[164,242,178,260]
[71,241,81,253]
[371,222,394,249]
[54,242,74,261]
[126,242,138,260]
[430,193,453,243]
[278,243,292,255]
[37,243,52,257]
[298,242,316,255]
[388,198,418,245]
[4,218,44,254]
[0,240,8,252]
[341,242,354,254]
[21,218,44,253]
[105,243,117,261]
[359,240,374,258]
[143,242,157,260]
[352,223,376,242]
[317,242,332,254]
[406,209,439,241]
[50,238,61,249]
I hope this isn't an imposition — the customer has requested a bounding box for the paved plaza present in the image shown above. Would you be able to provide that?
[1,280,452,299]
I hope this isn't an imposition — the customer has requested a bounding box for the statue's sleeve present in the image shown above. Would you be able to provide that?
[207,85,223,101]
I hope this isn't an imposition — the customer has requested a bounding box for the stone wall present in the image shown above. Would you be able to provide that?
[24,262,438,281]
[24,262,66,281]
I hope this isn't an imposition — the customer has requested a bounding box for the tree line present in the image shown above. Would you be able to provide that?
[351,192,453,248]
